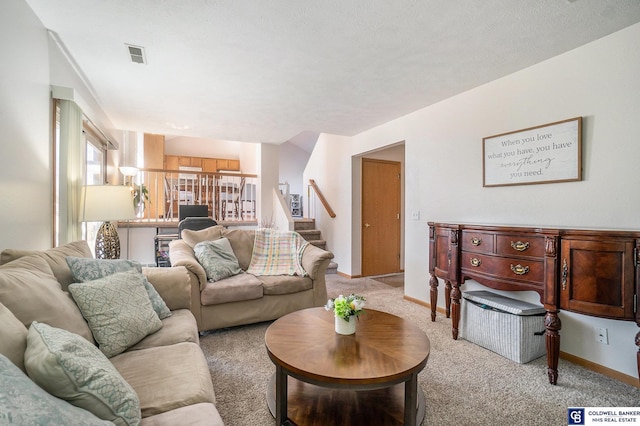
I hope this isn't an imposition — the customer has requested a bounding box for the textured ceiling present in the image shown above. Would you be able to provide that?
[25,0,640,144]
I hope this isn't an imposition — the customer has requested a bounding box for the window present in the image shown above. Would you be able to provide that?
[83,132,107,248]
[52,98,107,247]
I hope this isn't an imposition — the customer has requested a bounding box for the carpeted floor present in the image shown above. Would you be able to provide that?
[199,274,640,426]
[368,272,404,288]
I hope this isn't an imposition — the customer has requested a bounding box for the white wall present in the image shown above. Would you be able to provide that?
[257,143,280,226]
[303,133,353,273]
[279,141,310,198]
[312,23,640,379]
[0,0,52,251]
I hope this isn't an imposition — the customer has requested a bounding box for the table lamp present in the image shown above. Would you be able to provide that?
[81,185,136,259]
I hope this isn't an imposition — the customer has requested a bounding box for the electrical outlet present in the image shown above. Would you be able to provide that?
[411,211,420,221]
[595,327,609,345]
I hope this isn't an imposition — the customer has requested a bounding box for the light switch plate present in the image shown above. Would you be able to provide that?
[411,211,420,221]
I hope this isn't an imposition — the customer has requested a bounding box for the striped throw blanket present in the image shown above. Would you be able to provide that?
[246,228,309,276]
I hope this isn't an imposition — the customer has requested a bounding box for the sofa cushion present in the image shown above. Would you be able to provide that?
[0,301,28,372]
[140,402,224,426]
[127,309,199,351]
[0,240,94,291]
[0,255,95,344]
[200,273,263,305]
[194,238,243,282]
[181,224,225,248]
[221,228,256,270]
[69,271,163,358]
[24,322,141,426]
[68,257,172,320]
[0,354,112,426]
[142,266,192,311]
[259,275,313,295]
[110,342,216,418]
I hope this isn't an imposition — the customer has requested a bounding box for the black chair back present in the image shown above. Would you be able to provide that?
[178,217,218,238]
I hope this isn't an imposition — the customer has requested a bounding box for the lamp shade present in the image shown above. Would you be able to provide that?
[81,185,136,222]
[119,166,139,177]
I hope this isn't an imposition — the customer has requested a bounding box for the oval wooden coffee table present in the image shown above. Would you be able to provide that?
[265,307,430,425]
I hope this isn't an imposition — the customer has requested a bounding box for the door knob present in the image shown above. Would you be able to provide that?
[364,223,371,228]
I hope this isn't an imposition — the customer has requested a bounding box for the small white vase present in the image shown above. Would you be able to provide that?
[335,315,356,335]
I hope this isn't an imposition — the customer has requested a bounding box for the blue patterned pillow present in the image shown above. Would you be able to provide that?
[67,257,171,320]
[24,322,140,425]
[194,238,243,282]
[69,271,163,358]
[66,257,142,281]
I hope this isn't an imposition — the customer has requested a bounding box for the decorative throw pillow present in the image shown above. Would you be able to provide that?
[67,257,171,320]
[194,238,243,282]
[69,271,163,358]
[24,322,140,426]
[0,354,111,426]
[67,256,143,281]
[181,225,225,248]
[140,276,172,320]
[0,255,95,344]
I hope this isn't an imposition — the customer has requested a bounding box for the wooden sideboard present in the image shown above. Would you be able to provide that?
[428,222,640,385]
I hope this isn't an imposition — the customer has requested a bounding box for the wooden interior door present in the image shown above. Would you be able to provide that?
[361,159,401,276]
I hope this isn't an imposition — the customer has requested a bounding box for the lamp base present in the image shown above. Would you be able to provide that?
[95,221,121,259]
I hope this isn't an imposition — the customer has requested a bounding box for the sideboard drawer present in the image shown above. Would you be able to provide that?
[461,231,494,254]
[461,252,545,284]
[496,235,546,258]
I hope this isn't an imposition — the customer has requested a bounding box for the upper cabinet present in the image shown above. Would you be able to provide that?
[165,155,240,172]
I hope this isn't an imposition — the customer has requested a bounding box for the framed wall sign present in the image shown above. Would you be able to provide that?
[483,117,582,187]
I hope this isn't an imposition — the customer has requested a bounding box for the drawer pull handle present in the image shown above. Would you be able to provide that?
[511,241,530,252]
[510,264,529,275]
[470,257,481,267]
[562,258,568,290]
[471,237,482,246]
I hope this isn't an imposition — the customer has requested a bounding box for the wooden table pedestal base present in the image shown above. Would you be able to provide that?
[267,374,426,426]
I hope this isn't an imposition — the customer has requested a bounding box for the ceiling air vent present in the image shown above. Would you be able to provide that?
[126,44,146,64]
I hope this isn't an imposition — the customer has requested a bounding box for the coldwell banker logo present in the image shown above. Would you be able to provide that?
[568,408,585,425]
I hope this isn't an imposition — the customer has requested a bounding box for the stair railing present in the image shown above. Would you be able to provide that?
[129,168,258,223]
[307,179,336,219]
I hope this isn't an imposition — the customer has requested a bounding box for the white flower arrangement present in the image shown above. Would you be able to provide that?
[325,294,366,322]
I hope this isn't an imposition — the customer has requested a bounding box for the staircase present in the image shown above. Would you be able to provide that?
[294,218,338,274]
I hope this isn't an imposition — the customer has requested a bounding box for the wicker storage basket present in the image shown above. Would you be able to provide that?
[460,290,546,364]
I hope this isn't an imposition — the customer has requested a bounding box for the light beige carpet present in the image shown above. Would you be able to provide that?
[199,274,640,426]
[369,272,404,288]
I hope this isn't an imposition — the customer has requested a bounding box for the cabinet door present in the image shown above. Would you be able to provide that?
[202,158,217,173]
[216,159,229,170]
[165,155,179,170]
[228,159,240,171]
[429,225,458,282]
[560,238,635,320]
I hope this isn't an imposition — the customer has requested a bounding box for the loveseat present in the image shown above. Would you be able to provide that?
[169,226,334,332]
[0,240,223,425]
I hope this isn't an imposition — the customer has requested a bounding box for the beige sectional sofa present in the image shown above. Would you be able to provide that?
[0,241,223,425]
[169,226,334,332]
